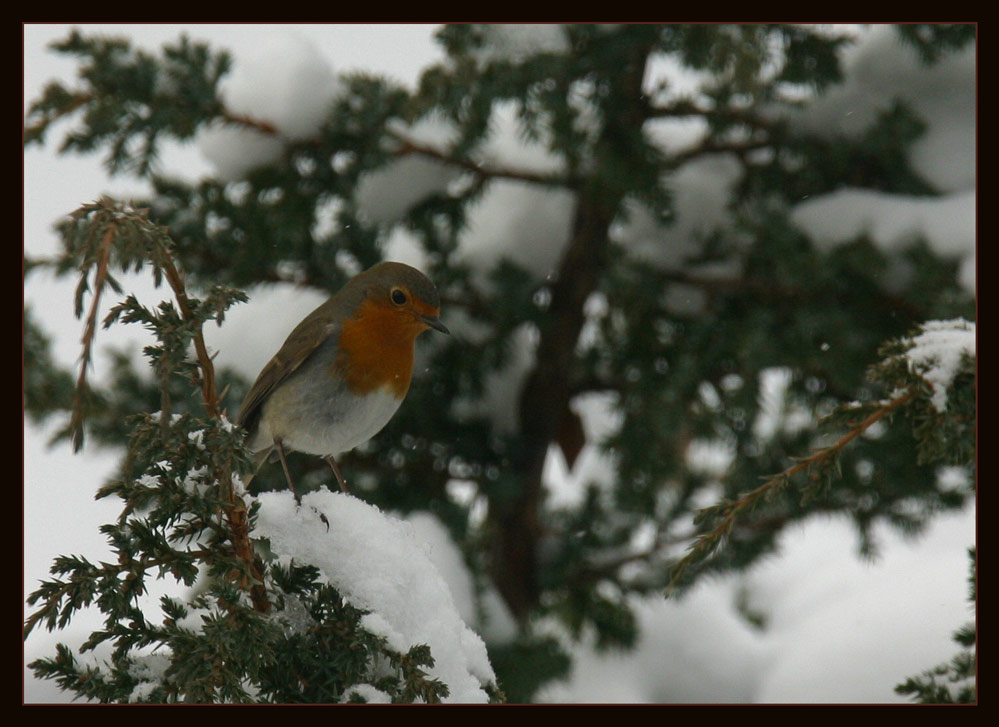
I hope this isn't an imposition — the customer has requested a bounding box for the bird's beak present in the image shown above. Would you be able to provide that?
[420,314,450,335]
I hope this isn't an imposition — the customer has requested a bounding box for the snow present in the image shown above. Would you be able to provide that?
[787,25,976,296]
[469,24,570,67]
[543,393,622,508]
[217,33,340,141]
[790,26,975,193]
[749,509,974,702]
[358,102,571,268]
[405,513,519,642]
[685,437,736,478]
[614,153,745,271]
[202,282,328,382]
[128,653,171,702]
[197,125,285,182]
[253,489,496,703]
[351,101,570,263]
[343,684,392,704]
[458,181,575,286]
[356,157,459,226]
[197,32,341,180]
[791,189,975,294]
[537,583,768,703]
[534,351,974,703]
[352,115,463,225]
[478,101,568,176]
[902,319,976,412]
[537,505,974,703]
[633,25,977,298]
[792,189,975,257]
[451,322,539,435]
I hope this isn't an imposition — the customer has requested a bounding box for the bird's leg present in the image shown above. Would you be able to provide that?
[274,438,298,500]
[325,455,349,493]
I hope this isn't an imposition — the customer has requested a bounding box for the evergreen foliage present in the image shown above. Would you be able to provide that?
[895,548,977,703]
[25,24,975,703]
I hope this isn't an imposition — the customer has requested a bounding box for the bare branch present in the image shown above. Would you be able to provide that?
[647,97,774,131]
[385,128,573,188]
[158,251,220,416]
[672,137,772,166]
[218,109,278,135]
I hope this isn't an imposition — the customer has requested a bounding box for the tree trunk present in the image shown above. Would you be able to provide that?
[490,33,656,620]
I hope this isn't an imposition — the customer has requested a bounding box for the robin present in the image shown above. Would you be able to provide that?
[237,261,450,494]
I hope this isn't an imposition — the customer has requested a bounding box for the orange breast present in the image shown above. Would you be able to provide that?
[334,299,425,398]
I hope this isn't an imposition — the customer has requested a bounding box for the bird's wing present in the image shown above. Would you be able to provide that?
[236,299,340,434]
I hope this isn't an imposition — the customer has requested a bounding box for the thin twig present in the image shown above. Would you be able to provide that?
[69,225,114,452]
[572,529,700,582]
[24,92,93,139]
[672,137,772,166]
[219,109,278,135]
[385,128,572,188]
[159,250,220,416]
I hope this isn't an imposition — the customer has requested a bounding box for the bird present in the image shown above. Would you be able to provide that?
[237,261,450,495]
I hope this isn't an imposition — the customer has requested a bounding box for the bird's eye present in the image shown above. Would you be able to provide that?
[391,288,407,306]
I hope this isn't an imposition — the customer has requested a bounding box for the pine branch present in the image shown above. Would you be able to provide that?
[158,249,220,416]
[25,86,280,151]
[148,244,267,612]
[23,91,93,140]
[385,128,574,188]
[54,197,267,613]
[666,386,918,592]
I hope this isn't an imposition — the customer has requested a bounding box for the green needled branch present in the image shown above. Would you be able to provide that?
[666,386,918,593]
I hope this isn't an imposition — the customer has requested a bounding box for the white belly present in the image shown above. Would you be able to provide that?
[254,383,403,457]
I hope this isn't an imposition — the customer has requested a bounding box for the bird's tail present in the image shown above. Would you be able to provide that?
[238,447,273,491]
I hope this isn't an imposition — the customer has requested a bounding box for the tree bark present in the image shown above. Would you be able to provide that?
[490,33,656,620]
